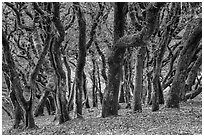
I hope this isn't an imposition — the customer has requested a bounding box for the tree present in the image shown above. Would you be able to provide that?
[151,2,181,111]
[166,18,202,108]
[102,2,165,117]
[73,2,87,118]
[102,2,127,117]
[3,32,38,129]
[51,2,71,124]
[132,46,146,112]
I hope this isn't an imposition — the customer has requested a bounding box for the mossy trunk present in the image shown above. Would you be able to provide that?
[166,19,202,108]
[102,2,127,117]
[102,2,165,117]
[132,46,146,112]
[73,2,87,118]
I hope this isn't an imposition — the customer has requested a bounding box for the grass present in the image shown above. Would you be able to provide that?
[2,95,202,135]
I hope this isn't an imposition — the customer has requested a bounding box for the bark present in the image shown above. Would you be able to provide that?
[47,95,56,115]
[2,105,13,119]
[132,46,146,112]
[102,2,165,117]
[95,41,107,83]
[91,55,97,107]
[52,2,70,123]
[123,49,133,108]
[73,2,86,118]
[34,89,50,117]
[119,83,125,103]
[152,3,181,111]
[96,62,103,105]
[63,56,72,95]
[129,3,142,31]
[3,32,38,129]
[185,87,202,100]
[162,48,181,87]
[83,72,90,108]
[10,90,24,128]
[102,2,128,117]
[185,53,202,91]
[166,18,202,108]
[146,71,152,105]
[86,2,105,50]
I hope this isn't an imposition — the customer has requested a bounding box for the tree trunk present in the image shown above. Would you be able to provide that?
[132,46,146,112]
[158,79,164,104]
[185,87,202,100]
[119,83,125,103]
[102,2,165,117]
[3,32,38,129]
[96,62,103,105]
[73,2,87,118]
[52,2,70,124]
[83,72,90,108]
[146,72,152,105]
[34,89,50,117]
[47,95,56,115]
[95,41,107,83]
[185,53,202,92]
[152,3,181,111]
[10,90,24,128]
[102,2,127,117]
[166,18,202,108]
[91,57,98,107]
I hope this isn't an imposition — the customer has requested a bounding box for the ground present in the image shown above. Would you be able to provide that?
[2,94,202,135]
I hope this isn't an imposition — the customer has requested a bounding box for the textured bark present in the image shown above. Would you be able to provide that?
[10,90,24,128]
[102,2,165,118]
[63,56,72,95]
[123,49,133,108]
[162,48,181,88]
[119,83,125,103]
[95,41,107,83]
[34,89,50,117]
[185,53,202,92]
[129,3,142,31]
[132,46,146,112]
[166,18,202,108]
[46,95,56,115]
[52,2,70,124]
[96,62,103,105]
[185,87,202,100]
[3,32,38,129]
[91,57,98,107]
[102,2,127,117]
[146,72,152,105]
[82,72,90,108]
[152,3,181,111]
[73,2,86,118]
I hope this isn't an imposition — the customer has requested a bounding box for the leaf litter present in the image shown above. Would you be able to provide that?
[2,98,202,135]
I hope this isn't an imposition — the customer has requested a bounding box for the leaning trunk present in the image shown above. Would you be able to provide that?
[166,19,202,108]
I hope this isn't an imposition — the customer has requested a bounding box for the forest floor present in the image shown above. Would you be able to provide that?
[2,94,202,135]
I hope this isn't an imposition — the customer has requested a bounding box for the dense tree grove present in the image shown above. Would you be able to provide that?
[2,2,202,130]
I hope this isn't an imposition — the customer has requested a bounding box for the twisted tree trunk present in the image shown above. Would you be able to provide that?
[73,2,87,118]
[52,2,70,124]
[102,2,165,118]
